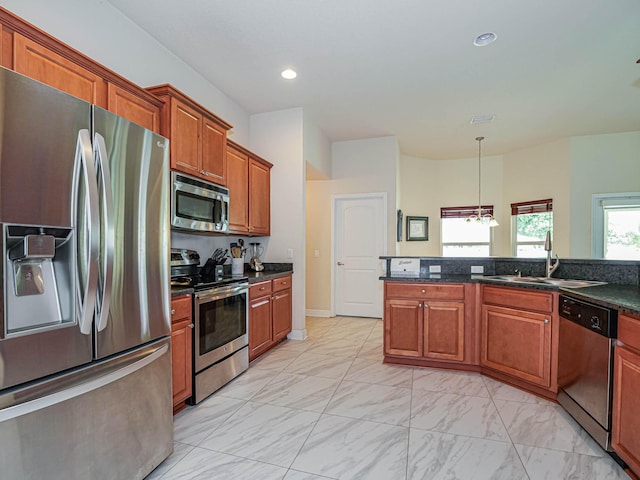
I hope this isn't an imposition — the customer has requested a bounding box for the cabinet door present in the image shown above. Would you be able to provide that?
[201,118,227,185]
[424,301,465,362]
[384,299,423,357]
[14,33,107,106]
[272,288,292,341]
[107,83,160,132]
[249,296,272,361]
[481,304,551,387]
[248,159,271,236]
[170,99,202,175]
[171,318,193,408]
[227,145,249,233]
[612,345,640,473]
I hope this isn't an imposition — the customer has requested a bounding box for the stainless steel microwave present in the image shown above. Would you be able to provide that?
[171,172,229,233]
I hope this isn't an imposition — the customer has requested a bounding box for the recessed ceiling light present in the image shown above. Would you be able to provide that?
[470,114,495,124]
[474,32,497,47]
[281,68,297,80]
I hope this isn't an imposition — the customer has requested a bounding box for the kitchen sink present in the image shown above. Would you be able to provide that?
[481,275,606,288]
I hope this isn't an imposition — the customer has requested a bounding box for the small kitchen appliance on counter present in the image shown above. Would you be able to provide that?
[249,242,264,271]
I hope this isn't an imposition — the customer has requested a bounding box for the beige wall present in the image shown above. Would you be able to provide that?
[397,153,503,256]
[569,131,640,258]
[305,136,398,314]
[500,138,571,257]
[250,108,307,338]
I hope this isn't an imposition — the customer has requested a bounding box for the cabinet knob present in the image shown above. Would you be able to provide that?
[200,170,205,175]
[421,289,426,294]
[188,324,194,329]
[260,286,266,291]
[170,309,176,315]
[544,319,550,324]
[282,281,287,285]
[424,304,429,309]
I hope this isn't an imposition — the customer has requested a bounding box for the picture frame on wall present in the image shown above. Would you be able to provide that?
[406,216,428,241]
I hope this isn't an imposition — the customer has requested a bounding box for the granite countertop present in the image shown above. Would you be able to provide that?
[245,270,293,283]
[557,284,640,316]
[381,274,640,313]
[171,286,194,297]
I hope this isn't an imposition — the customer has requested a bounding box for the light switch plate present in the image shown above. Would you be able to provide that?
[429,265,441,273]
[471,265,484,274]
[287,249,294,259]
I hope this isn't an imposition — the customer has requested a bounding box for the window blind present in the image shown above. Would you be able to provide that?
[441,205,494,218]
[510,199,552,216]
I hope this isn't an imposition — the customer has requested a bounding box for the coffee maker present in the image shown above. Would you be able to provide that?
[248,242,264,271]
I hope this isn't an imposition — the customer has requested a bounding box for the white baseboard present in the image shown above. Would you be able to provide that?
[305,309,333,318]
[287,329,308,341]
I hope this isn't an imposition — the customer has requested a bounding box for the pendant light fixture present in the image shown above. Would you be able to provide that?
[466,136,499,227]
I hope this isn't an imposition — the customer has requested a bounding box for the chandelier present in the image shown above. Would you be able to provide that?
[466,136,499,227]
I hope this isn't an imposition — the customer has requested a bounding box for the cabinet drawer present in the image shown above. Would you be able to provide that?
[619,313,640,352]
[273,275,292,292]
[250,280,272,299]
[171,295,192,323]
[385,282,464,300]
[482,285,553,313]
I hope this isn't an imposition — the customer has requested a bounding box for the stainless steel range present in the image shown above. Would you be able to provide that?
[171,249,249,403]
[557,294,618,451]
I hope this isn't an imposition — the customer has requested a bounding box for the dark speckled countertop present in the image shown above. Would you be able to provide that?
[381,274,640,314]
[557,284,640,316]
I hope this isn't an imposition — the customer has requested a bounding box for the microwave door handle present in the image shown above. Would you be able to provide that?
[93,133,115,332]
[73,130,100,335]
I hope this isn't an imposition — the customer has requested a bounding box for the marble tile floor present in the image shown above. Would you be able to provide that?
[146,316,629,480]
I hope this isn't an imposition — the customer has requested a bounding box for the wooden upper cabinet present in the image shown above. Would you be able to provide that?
[13,33,107,106]
[202,117,227,184]
[146,84,232,184]
[227,140,272,236]
[107,83,160,133]
[227,144,250,233]
[249,158,271,236]
[171,100,202,175]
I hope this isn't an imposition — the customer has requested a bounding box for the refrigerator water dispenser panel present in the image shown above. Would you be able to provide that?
[3,225,73,337]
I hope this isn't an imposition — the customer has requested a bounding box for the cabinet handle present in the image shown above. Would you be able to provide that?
[170,309,176,315]
[282,281,287,285]
[544,319,550,324]
[260,287,266,291]
[188,324,194,329]
[421,289,426,294]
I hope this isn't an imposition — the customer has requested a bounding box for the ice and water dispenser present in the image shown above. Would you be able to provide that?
[4,225,74,337]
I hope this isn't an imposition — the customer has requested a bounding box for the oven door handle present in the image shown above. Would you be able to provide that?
[196,284,249,303]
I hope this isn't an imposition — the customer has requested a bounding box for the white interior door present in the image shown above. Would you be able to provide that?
[334,194,386,318]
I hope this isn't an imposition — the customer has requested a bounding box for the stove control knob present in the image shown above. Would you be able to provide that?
[591,316,601,330]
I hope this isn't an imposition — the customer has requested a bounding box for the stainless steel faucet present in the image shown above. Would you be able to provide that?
[545,230,559,278]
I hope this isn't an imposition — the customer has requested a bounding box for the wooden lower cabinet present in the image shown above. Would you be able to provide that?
[480,285,555,390]
[171,295,193,414]
[481,304,551,387]
[249,275,292,361]
[384,282,468,364]
[612,313,640,474]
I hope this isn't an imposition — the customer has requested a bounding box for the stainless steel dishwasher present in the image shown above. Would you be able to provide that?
[557,294,618,451]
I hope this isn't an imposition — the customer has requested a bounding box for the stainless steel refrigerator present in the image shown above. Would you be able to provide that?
[0,67,172,479]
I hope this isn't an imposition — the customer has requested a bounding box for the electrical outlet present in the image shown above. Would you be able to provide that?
[287,248,294,259]
[471,265,484,274]
[314,250,320,257]
[429,265,441,273]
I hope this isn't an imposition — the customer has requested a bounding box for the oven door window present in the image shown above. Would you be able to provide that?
[176,190,214,223]
[199,292,247,354]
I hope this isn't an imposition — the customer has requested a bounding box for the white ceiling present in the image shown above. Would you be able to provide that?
[106,0,640,159]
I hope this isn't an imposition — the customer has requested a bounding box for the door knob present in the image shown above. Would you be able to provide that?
[337,262,344,266]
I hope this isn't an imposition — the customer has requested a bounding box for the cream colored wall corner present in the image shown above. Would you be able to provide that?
[250,108,307,338]
[305,136,398,314]
[569,131,640,258]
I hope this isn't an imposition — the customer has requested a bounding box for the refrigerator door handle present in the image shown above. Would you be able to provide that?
[93,133,115,332]
[73,130,100,335]
[0,343,168,422]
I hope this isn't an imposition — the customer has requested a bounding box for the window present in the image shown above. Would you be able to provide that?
[440,206,493,257]
[511,199,553,258]
[592,193,640,260]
